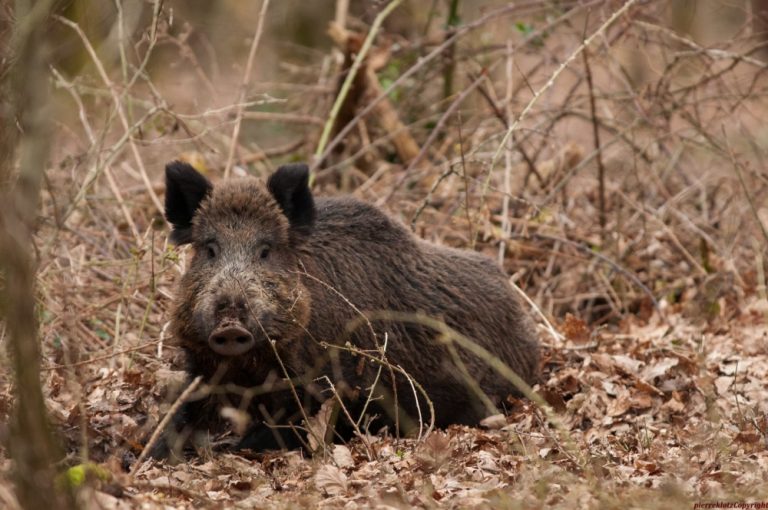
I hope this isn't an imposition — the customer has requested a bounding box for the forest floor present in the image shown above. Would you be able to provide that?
[15,301,766,509]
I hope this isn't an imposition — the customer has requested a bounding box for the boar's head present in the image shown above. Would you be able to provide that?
[164,162,313,366]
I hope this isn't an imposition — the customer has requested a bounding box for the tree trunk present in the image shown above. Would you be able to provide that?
[0,2,75,509]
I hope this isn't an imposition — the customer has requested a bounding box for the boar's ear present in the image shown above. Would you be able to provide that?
[267,163,315,237]
[165,161,213,244]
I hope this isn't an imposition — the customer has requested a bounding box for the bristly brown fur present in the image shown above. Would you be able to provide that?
[154,161,539,458]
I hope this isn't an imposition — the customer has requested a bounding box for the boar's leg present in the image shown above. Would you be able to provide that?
[235,395,315,452]
[148,394,221,461]
[236,421,306,452]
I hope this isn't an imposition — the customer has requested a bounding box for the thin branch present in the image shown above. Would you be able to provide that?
[131,376,203,474]
[54,14,164,216]
[582,42,607,237]
[483,0,639,195]
[223,0,271,179]
[314,0,404,167]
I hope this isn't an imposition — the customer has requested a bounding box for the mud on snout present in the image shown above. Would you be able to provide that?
[192,272,311,357]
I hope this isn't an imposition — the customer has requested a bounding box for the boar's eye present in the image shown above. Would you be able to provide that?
[205,241,220,260]
[257,244,271,260]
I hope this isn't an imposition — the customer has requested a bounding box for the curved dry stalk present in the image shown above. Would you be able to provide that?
[444,338,498,415]
[318,340,436,441]
[264,337,326,452]
[356,332,389,430]
[508,279,565,345]
[318,375,375,460]
[350,310,582,462]
[233,278,327,453]
[295,268,403,436]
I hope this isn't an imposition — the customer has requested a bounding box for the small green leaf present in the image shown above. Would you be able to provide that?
[58,463,110,489]
[515,21,534,35]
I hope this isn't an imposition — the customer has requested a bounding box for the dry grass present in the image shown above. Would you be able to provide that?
[2,0,768,508]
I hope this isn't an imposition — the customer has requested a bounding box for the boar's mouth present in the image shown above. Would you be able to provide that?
[208,320,256,356]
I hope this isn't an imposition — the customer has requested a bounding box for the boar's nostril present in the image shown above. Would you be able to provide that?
[208,324,255,356]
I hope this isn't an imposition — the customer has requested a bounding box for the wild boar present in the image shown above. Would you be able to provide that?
[153,161,538,457]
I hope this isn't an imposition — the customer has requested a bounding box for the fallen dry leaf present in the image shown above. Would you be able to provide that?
[479,414,507,430]
[415,432,452,472]
[314,464,348,496]
[640,357,679,381]
[562,313,590,344]
[305,399,335,453]
[332,444,354,469]
[735,431,761,444]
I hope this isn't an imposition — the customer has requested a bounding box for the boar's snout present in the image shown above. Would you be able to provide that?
[208,322,255,356]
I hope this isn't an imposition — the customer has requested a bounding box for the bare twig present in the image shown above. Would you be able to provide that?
[55,14,164,216]
[484,0,639,194]
[385,64,497,205]
[223,0,271,179]
[241,111,324,125]
[582,42,607,237]
[509,280,565,346]
[42,340,163,372]
[131,375,203,474]
[318,376,375,459]
[499,40,515,266]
